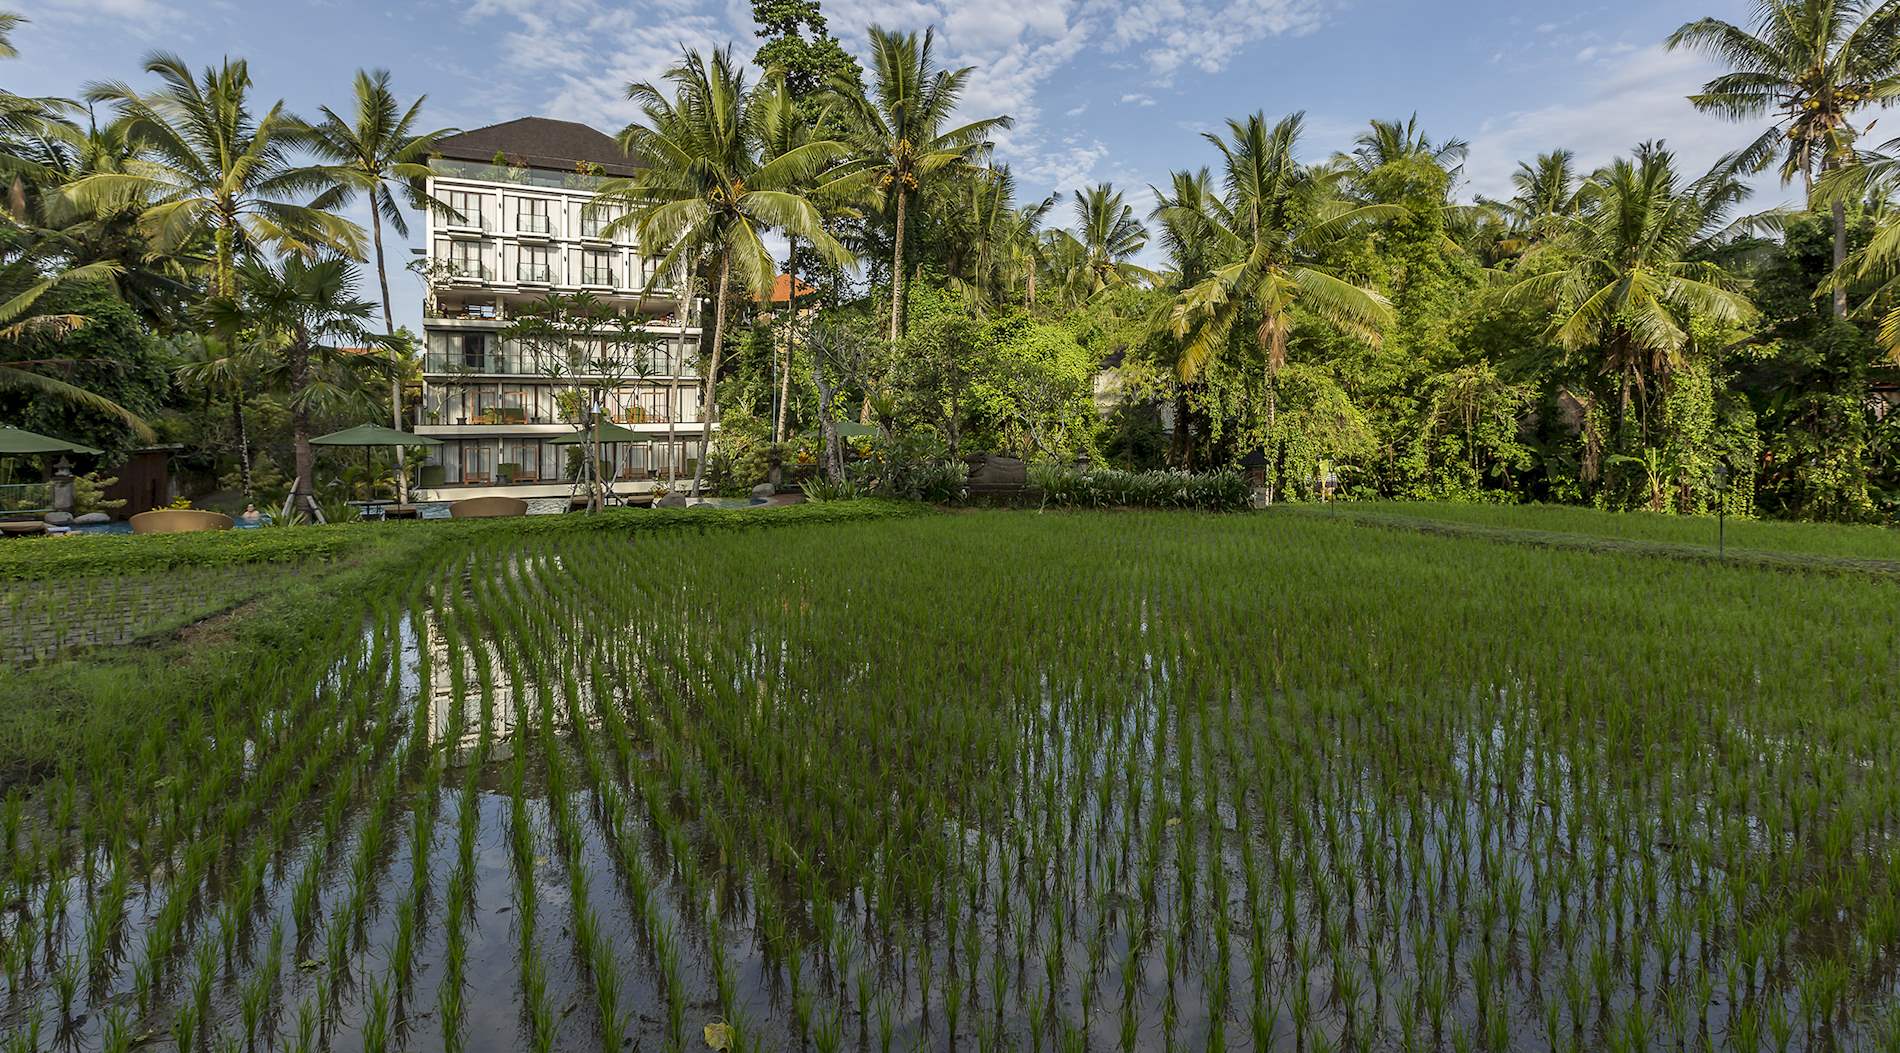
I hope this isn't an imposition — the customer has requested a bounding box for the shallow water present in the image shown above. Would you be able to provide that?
[6,526,1897,1053]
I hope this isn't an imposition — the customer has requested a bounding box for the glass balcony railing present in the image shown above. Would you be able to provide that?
[439,208,491,231]
[516,213,552,235]
[431,158,613,192]
[421,352,676,377]
[518,264,553,284]
[429,301,502,321]
[445,261,490,281]
[424,353,529,375]
[580,268,614,286]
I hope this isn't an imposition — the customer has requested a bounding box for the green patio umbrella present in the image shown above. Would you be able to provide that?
[310,424,442,504]
[0,425,103,456]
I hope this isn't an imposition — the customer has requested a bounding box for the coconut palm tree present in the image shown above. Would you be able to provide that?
[213,253,385,520]
[1341,114,1468,180]
[942,165,1052,309]
[1157,114,1401,496]
[1163,115,1400,379]
[749,76,866,442]
[1504,143,1759,446]
[597,46,853,497]
[302,70,455,441]
[70,53,360,300]
[1060,182,1155,298]
[830,25,1012,343]
[1817,133,1900,351]
[19,114,199,330]
[1148,167,1225,465]
[1668,0,1900,316]
[1156,113,1401,498]
[1503,150,1583,243]
[0,12,72,187]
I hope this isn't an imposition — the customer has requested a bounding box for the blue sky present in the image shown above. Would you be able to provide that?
[10,0,1777,329]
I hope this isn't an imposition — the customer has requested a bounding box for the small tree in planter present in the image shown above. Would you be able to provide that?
[503,292,652,511]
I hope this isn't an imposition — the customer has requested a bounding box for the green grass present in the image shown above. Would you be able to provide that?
[4,503,1900,1051]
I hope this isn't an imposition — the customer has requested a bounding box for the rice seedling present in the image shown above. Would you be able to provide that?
[9,509,1900,1050]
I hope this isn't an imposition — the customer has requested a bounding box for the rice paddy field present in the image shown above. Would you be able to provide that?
[4,505,1900,1053]
[1347,501,1900,562]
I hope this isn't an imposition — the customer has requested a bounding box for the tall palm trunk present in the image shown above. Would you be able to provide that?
[286,338,322,521]
[888,188,908,344]
[369,205,410,503]
[1830,195,1849,319]
[214,198,239,300]
[1806,145,1849,319]
[690,254,731,498]
[1170,383,1191,469]
[1262,380,1278,505]
[231,392,253,499]
[669,281,689,493]
[775,236,798,444]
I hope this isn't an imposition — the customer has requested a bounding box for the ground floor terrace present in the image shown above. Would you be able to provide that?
[415,435,702,501]
[4,503,1900,1053]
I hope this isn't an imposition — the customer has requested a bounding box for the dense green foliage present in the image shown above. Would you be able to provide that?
[7,0,1900,523]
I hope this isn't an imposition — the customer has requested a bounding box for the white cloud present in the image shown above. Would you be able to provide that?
[1094,0,1327,80]
[1120,92,1156,106]
[1462,44,1782,203]
[40,0,179,27]
[455,0,1338,203]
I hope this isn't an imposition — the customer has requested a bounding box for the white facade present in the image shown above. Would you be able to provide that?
[414,153,709,504]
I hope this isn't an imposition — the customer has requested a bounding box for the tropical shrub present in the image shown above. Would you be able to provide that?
[1028,464,1250,511]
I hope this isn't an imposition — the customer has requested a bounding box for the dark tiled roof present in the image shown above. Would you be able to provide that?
[433,117,639,177]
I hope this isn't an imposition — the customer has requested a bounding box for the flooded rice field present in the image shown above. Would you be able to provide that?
[5,512,1900,1052]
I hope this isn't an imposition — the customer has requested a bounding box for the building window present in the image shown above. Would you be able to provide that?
[581,249,614,287]
[580,207,614,239]
[459,332,490,370]
[441,190,488,230]
[461,443,495,484]
[446,240,487,280]
[634,386,669,423]
[517,245,551,284]
[515,197,551,234]
[500,439,541,483]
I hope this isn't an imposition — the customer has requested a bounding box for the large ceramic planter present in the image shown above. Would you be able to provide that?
[130,509,234,534]
[448,496,528,519]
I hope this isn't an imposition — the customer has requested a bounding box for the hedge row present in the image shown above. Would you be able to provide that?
[0,499,929,581]
[1026,465,1253,512]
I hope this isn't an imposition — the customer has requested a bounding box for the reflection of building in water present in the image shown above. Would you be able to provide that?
[420,612,519,759]
[417,610,603,759]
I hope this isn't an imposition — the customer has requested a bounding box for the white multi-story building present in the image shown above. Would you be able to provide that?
[413,117,706,503]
